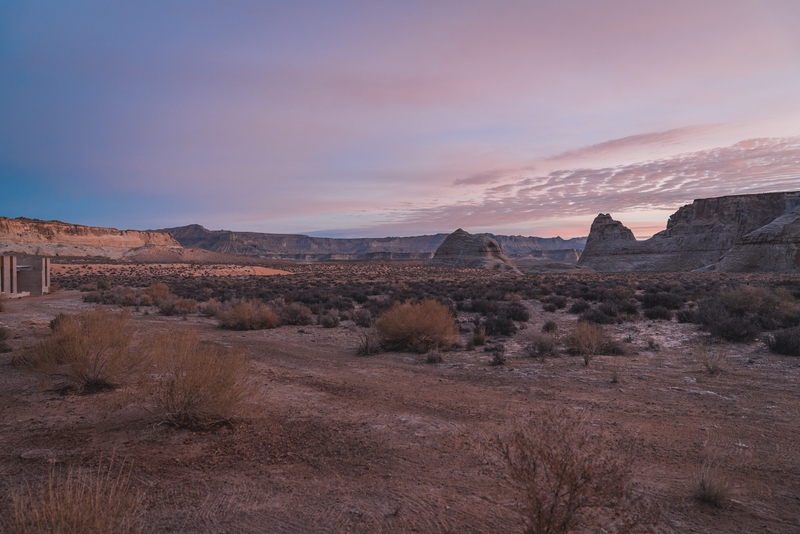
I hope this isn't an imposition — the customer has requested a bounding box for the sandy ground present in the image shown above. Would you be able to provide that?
[1,286,800,532]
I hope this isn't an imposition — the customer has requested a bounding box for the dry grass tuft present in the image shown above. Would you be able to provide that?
[6,460,142,534]
[217,299,278,330]
[694,340,727,374]
[14,308,134,393]
[495,407,658,533]
[144,331,251,429]
[693,462,732,507]
[566,322,608,365]
[375,299,459,353]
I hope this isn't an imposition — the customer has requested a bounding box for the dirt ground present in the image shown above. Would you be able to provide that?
[1,265,799,533]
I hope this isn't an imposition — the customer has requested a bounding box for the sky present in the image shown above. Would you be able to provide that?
[1,1,799,239]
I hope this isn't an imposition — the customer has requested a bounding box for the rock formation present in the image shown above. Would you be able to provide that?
[714,208,800,272]
[428,229,520,273]
[164,224,585,262]
[578,191,800,272]
[0,217,180,259]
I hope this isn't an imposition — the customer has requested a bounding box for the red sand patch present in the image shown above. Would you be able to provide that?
[51,263,290,277]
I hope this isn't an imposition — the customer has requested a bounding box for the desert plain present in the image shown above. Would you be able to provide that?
[1,260,799,533]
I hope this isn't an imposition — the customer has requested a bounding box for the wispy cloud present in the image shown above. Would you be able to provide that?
[363,136,800,236]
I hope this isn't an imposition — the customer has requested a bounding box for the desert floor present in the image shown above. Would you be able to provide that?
[1,264,799,533]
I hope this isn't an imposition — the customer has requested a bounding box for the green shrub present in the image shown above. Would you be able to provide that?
[375,299,459,352]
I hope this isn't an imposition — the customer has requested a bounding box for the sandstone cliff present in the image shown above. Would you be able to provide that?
[0,217,180,259]
[715,208,800,272]
[577,191,800,272]
[428,229,520,273]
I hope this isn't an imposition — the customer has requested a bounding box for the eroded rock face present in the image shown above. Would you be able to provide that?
[428,229,520,273]
[578,192,800,272]
[0,217,180,258]
[715,208,800,272]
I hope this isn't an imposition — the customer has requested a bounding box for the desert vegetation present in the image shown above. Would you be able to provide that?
[144,331,251,429]
[375,298,459,352]
[5,460,142,534]
[14,307,134,393]
[1,263,798,531]
[495,407,657,533]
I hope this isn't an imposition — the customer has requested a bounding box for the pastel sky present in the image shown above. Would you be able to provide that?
[1,1,799,239]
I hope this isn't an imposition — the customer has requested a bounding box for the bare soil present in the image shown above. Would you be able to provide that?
[1,264,799,533]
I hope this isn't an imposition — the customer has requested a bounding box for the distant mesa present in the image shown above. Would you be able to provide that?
[0,216,180,259]
[428,229,521,273]
[0,216,587,264]
[578,191,800,272]
[163,224,586,262]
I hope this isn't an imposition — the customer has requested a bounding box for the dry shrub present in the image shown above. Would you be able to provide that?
[566,323,608,365]
[495,407,658,533]
[15,308,134,393]
[693,462,732,507]
[144,283,170,305]
[719,285,791,317]
[694,340,727,374]
[145,331,251,429]
[159,296,197,316]
[353,308,373,327]
[375,299,459,352]
[6,460,142,534]
[217,300,277,330]
[356,330,381,356]
[767,326,800,356]
[524,333,556,359]
[198,298,222,317]
[280,302,314,326]
[472,327,486,346]
[0,326,10,353]
[425,348,443,364]
[319,309,340,328]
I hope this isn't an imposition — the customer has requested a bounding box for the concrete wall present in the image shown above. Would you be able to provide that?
[0,255,17,296]
[0,255,50,297]
[16,256,50,295]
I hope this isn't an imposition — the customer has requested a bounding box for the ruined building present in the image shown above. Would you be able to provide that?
[0,255,50,298]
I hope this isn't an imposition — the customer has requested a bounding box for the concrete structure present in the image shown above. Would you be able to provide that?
[0,255,50,298]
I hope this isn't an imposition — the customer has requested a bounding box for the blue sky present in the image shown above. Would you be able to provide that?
[2,1,799,238]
